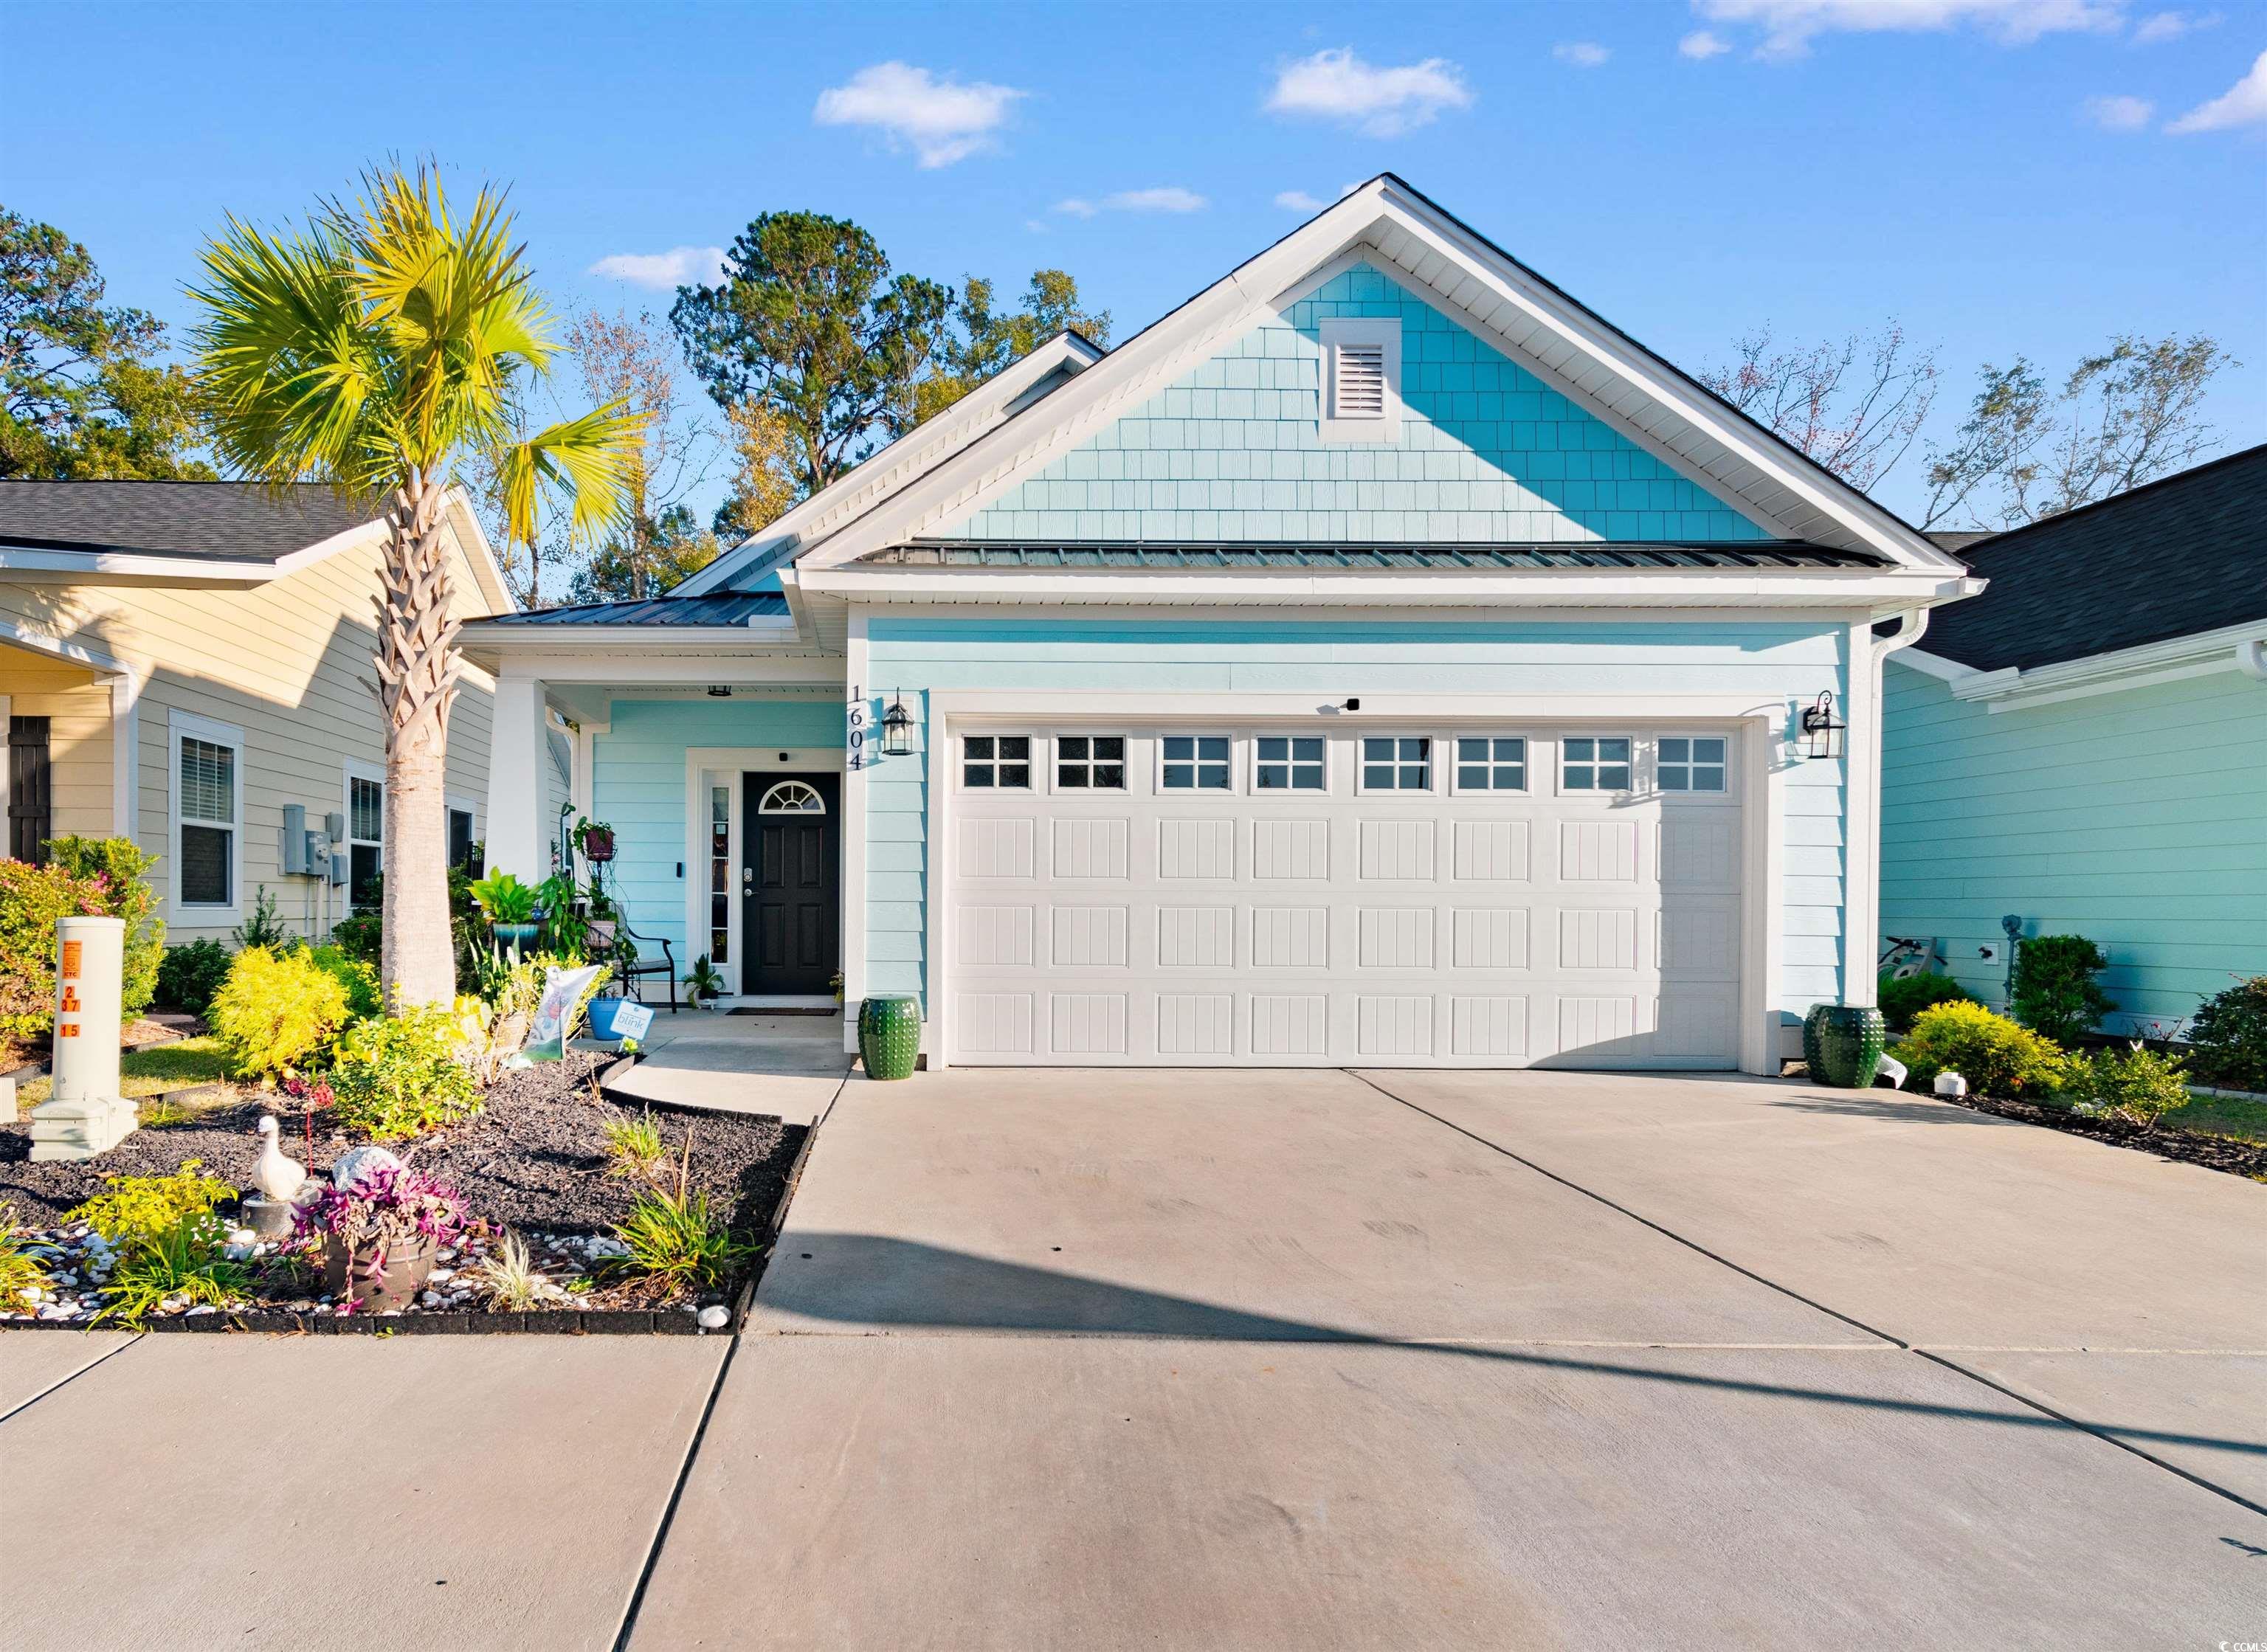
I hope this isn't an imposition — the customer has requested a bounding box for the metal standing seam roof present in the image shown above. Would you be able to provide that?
[852,541,1889,572]
[474,592,791,626]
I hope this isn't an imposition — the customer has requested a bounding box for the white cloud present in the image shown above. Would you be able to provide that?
[586,246,726,290]
[2168,46,2267,131]
[2084,92,2155,128]
[1694,0,2122,61]
[1554,41,1612,67]
[812,61,1024,167]
[1680,29,1733,56]
[1274,189,1329,212]
[1263,46,1474,136]
[1055,187,1208,217]
[2131,9,2217,43]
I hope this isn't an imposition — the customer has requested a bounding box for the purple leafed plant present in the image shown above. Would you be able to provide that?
[295,1162,467,1280]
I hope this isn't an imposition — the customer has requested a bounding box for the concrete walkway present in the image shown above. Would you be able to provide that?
[4,1069,2261,1649]
[599,1009,851,1125]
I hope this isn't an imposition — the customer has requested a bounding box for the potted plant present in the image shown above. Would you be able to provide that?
[573,815,618,865]
[683,954,725,1008]
[533,872,588,957]
[469,870,540,952]
[295,1161,466,1313]
[584,882,619,953]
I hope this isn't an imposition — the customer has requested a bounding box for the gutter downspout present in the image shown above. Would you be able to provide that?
[2237,637,2267,682]
[1848,609,1931,1009]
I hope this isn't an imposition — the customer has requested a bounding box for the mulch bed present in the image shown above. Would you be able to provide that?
[1,1052,810,1331]
[1928,1086,2267,1180]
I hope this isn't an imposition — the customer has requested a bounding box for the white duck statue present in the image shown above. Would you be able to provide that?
[252,1116,308,1203]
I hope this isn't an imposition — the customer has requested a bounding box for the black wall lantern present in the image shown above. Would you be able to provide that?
[1799,690,1846,760]
[881,697,914,757]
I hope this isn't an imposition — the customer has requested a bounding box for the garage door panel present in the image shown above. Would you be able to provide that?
[945,728,1744,1068]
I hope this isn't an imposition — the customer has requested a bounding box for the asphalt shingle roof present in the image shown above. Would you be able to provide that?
[855,540,1886,571]
[0,481,380,560]
[1917,445,2267,672]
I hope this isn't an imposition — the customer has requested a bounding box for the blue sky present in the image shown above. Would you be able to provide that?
[10,0,2264,528]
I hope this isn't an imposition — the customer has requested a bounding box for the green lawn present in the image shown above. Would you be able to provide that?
[12,1036,231,1109]
[2181,1088,2267,1148]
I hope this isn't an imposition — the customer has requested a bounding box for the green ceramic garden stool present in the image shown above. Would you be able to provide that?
[858,994,922,1081]
[1804,1003,1886,1088]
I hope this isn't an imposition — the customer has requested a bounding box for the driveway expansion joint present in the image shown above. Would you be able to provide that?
[0,1331,142,1426]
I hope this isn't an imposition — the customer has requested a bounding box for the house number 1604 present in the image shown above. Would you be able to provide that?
[846,685,866,770]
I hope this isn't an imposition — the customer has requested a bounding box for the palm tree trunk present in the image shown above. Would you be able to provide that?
[374,469,463,1008]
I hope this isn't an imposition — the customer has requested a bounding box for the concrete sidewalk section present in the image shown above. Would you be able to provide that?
[0,1329,136,1418]
[0,1334,725,1652]
[601,1010,850,1125]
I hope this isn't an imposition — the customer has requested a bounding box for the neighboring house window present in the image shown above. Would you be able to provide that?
[1657,736,1728,793]
[1360,736,1431,792]
[1254,735,1325,792]
[1161,734,1231,791]
[1055,735,1126,790]
[708,783,730,967]
[447,806,480,874]
[1319,318,1401,443]
[171,712,243,912]
[962,736,1031,789]
[346,767,384,913]
[1454,736,1528,792]
[1562,737,1633,792]
[8,716,52,863]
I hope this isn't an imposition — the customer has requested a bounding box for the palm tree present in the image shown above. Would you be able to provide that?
[190,167,641,1009]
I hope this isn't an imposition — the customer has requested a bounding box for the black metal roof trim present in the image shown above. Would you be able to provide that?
[0,480,378,561]
[852,540,1887,572]
[477,592,790,627]
[1910,443,2267,673]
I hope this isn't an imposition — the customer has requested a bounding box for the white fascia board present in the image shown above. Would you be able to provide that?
[799,567,1979,614]
[1889,646,1980,685]
[0,516,389,585]
[456,649,844,687]
[442,486,518,615]
[791,176,1956,574]
[1929,618,2267,713]
[674,331,1108,598]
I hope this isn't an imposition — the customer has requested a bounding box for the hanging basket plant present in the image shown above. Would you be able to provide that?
[573,817,617,865]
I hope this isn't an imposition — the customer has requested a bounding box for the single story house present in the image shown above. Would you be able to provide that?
[0,481,548,944]
[464,174,1980,1072]
[1880,445,2267,1037]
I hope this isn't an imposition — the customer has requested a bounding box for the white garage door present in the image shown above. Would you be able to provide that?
[942,726,1745,1068]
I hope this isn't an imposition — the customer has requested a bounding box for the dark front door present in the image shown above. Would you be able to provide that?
[742,773,840,995]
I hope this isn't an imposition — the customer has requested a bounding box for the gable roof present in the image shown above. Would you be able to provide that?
[0,480,375,561]
[1912,443,2267,673]
[672,331,1106,597]
[790,174,1964,578]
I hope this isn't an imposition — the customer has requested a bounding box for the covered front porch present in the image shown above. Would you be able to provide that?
[463,595,854,1016]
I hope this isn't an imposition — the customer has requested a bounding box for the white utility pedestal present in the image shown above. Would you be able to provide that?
[29,915,137,1161]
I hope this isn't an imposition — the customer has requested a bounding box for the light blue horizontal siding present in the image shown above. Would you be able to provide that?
[592,698,846,968]
[866,618,1849,1017]
[944,263,1770,546]
[1880,661,2267,1034]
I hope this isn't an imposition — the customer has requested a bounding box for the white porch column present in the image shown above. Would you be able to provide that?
[107,673,139,840]
[486,670,551,881]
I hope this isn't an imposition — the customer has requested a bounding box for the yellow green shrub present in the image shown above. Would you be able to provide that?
[1898,1001,2069,1099]
[209,946,349,1077]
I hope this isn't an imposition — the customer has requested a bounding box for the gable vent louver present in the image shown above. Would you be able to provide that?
[1334,344,1387,418]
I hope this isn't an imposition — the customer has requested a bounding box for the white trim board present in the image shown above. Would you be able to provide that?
[168,706,246,925]
[1898,620,2267,713]
[680,745,847,1000]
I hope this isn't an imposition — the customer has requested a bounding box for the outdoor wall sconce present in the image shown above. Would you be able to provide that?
[1799,690,1846,759]
[881,697,914,757]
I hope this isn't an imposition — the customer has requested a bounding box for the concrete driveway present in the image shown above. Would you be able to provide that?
[632,1067,2267,1651]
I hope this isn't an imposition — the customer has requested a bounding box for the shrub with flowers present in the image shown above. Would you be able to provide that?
[0,857,113,1047]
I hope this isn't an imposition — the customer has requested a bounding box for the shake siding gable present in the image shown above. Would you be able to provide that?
[944,263,1773,546]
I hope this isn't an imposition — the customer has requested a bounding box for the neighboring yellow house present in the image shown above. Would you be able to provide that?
[0,480,563,946]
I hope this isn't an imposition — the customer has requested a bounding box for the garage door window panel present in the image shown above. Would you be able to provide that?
[1453,736,1528,794]
[1054,734,1126,792]
[963,735,1031,790]
[1160,734,1232,792]
[1657,736,1728,794]
[1253,734,1325,793]
[1359,736,1432,794]
[1562,736,1632,794]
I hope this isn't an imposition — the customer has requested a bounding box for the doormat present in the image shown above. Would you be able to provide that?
[729,1006,841,1017]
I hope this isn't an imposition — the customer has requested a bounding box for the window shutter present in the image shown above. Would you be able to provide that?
[1334,343,1387,418]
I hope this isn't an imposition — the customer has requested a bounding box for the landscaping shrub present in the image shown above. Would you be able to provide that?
[0,857,109,1046]
[64,1160,232,1248]
[231,885,294,951]
[2064,1043,2192,1129]
[1877,971,1979,1034]
[328,1004,480,1141]
[607,1186,752,1289]
[2010,933,2115,1045]
[44,836,165,1020]
[97,1212,249,1327]
[2184,975,2267,1093]
[208,946,350,1077]
[154,939,234,1017]
[1897,1001,2070,1099]
[307,943,384,1022]
[0,1206,49,1304]
[329,908,382,966]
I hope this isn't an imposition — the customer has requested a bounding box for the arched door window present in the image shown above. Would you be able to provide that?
[758,780,827,815]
